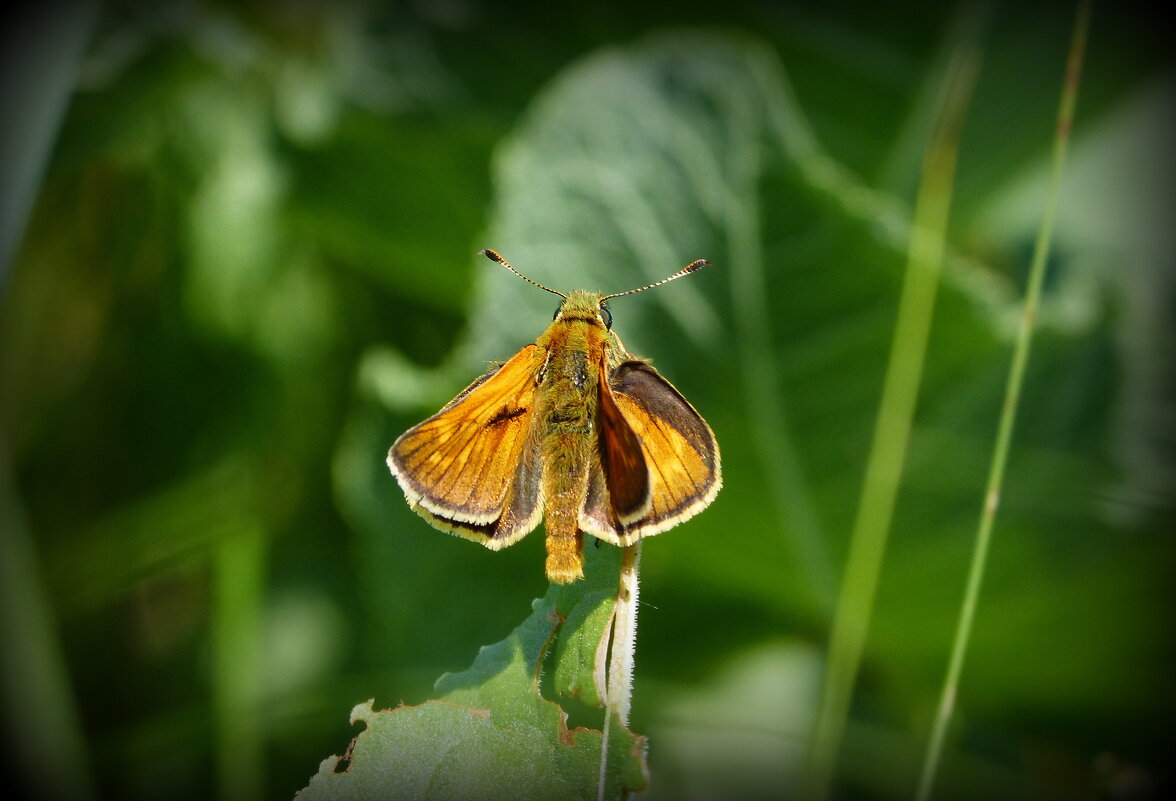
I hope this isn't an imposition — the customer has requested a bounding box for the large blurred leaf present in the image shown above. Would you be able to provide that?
[463,28,914,620]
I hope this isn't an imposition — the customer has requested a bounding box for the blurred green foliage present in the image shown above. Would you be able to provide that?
[1,2,1172,800]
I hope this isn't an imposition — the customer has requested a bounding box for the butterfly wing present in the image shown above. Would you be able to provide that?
[595,365,652,524]
[581,360,721,545]
[388,344,544,549]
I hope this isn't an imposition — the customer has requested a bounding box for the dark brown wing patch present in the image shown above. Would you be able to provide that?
[596,358,652,523]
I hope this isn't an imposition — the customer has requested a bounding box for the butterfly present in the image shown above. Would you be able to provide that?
[388,249,721,583]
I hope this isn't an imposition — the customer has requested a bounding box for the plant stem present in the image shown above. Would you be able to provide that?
[914,4,1090,799]
[598,542,642,801]
[799,27,981,801]
[608,542,642,725]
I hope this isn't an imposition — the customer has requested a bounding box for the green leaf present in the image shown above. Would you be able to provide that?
[295,545,645,801]
[548,544,623,708]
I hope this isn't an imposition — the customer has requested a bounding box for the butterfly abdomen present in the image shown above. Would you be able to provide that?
[537,318,605,583]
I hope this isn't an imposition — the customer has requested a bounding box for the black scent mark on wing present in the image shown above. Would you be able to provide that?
[487,406,528,426]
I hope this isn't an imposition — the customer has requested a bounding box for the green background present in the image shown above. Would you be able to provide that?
[2,1,1172,800]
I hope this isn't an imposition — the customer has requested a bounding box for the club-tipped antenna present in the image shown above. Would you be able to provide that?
[480,249,566,299]
[481,249,710,301]
[601,258,711,301]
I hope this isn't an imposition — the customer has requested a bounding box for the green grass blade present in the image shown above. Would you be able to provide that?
[799,24,984,801]
[914,4,1092,800]
[212,522,267,801]
[1,451,96,800]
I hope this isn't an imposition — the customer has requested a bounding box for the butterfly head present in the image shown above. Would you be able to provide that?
[554,290,613,329]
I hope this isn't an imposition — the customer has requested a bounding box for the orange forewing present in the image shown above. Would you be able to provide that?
[581,360,721,545]
[388,344,544,548]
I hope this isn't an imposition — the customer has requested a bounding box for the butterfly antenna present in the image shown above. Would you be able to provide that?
[601,258,711,301]
[480,249,566,298]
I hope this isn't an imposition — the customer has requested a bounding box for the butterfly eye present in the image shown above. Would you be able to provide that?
[600,304,613,329]
[552,304,561,321]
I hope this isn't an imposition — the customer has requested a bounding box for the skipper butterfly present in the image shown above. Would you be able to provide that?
[388,250,721,583]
